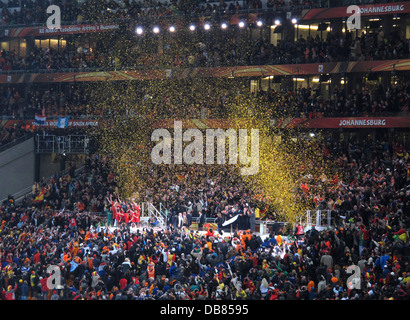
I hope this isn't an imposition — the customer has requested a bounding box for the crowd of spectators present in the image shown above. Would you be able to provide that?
[0,0,318,27]
[0,0,401,28]
[1,28,409,73]
[144,163,256,231]
[0,47,105,72]
[150,28,408,68]
[0,122,30,148]
[262,80,410,118]
[0,128,408,300]
[0,0,409,303]
[1,76,408,125]
[0,78,408,152]
[135,121,410,233]
[0,82,90,149]
[0,82,93,121]
[313,135,409,216]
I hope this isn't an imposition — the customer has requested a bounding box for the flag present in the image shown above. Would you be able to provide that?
[176,174,185,181]
[34,114,46,126]
[34,189,45,202]
[98,262,107,276]
[57,116,69,129]
[301,183,309,194]
[259,206,268,218]
[222,214,239,227]
[70,261,78,272]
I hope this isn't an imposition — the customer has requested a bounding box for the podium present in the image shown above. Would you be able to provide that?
[259,222,267,236]
[256,220,287,236]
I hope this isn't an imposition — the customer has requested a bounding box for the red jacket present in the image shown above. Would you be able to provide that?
[5,285,17,300]
[33,252,41,264]
[359,225,371,240]
[40,277,49,292]
[119,278,127,290]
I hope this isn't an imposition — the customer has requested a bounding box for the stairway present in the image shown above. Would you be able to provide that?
[146,202,167,229]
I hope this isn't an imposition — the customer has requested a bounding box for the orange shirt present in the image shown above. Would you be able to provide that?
[85,232,92,241]
[87,257,94,269]
[307,280,315,293]
[63,253,71,262]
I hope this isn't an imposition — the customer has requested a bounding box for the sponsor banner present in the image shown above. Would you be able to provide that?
[153,117,410,130]
[1,23,120,37]
[4,119,100,129]
[273,117,410,129]
[302,2,410,20]
[33,119,100,128]
[4,117,409,131]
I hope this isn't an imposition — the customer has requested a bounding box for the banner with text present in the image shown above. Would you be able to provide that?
[3,119,99,129]
[1,23,120,37]
[273,117,410,129]
[302,2,410,20]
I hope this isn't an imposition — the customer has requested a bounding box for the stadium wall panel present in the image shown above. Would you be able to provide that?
[0,137,35,201]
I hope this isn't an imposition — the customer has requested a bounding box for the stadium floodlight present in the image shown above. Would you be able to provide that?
[274,19,281,25]
[204,23,211,30]
[135,26,143,35]
[189,24,196,31]
[221,22,228,29]
[238,21,245,28]
[256,20,263,27]
[169,26,176,32]
[291,18,298,24]
[153,26,160,34]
